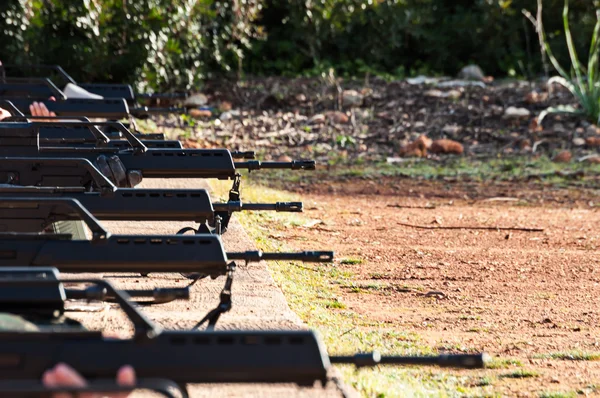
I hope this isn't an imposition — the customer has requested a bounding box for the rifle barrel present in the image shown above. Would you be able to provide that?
[234,160,316,171]
[227,251,333,262]
[212,202,303,213]
[330,352,488,369]
[65,287,190,302]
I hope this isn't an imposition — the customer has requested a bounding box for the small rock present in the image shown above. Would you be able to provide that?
[457,64,485,81]
[325,111,349,124]
[424,89,444,98]
[430,139,464,155]
[295,93,307,102]
[219,111,236,121]
[585,136,600,147]
[586,125,600,135]
[550,377,560,384]
[309,114,326,124]
[342,90,364,107]
[399,135,432,158]
[524,91,548,104]
[424,89,461,99]
[219,101,232,112]
[572,137,586,146]
[552,123,567,134]
[188,108,211,119]
[503,106,531,118]
[277,155,293,162]
[553,150,572,163]
[584,156,600,164]
[442,124,462,135]
[184,93,208,107]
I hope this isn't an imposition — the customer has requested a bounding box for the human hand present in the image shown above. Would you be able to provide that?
[29,96,57,121]
[0,107,10,121]
[42,363,136,398]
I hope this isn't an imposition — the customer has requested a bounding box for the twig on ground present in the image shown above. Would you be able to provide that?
[397,222,544,232]
[387,204,437,209]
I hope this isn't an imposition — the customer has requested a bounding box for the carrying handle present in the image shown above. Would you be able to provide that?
[0,197,109,242]
[0,77,67,100]
[0,63,77,85]
[0,157,117,192]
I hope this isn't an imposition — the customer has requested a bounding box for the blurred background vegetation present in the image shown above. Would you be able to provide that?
[0,0,598,92]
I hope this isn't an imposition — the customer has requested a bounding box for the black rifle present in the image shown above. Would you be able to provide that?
[0,267,191,317]
[0,197,332,278]
[0,77,185,119]
[0,269,487,397]
[1,98,167,139]
[0,121,314,192]
[0,158,302,234]
[0,63,188,104]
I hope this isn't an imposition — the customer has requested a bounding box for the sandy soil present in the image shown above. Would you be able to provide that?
[268,180,600,396]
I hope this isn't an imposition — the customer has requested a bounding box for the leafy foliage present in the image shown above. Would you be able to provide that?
[0,0,598,88]
[537,0,600,125]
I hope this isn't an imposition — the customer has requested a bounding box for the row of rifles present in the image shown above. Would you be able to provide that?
[0,64,485,397]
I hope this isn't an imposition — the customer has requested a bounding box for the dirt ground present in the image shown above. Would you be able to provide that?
[266,178,600,396]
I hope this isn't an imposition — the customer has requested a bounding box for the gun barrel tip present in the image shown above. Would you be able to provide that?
[481,352,492,368]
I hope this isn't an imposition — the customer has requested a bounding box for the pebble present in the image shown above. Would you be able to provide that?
[572,137,586,146]
[585,136,600,147]
[188,108,211,119]
[552,150,572,163]
[584,156,600,164]
[325,111,349,124]
[457,64,485,81]
[442,124,462,135]
[342,90,364,107]
[586,125,600,135]
[503,106,531,118]
[219,110,240,121]
[309,114,326,124]
[552,123,567,134]
[184,93,208,107]
[430,139,464,155]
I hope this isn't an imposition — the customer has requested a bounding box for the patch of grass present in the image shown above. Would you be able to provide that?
[486,357,523,369]
[340,257,363,265]
[539,392,578,398]
[246,155,600,190]
[469,376,494,387]
[324,299,346,309]
[536,351,600,361]
[500,369,539,379]
[216,180,486,396]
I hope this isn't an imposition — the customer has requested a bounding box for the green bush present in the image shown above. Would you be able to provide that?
[0,0,261,91]
[246,0,598,78]
[0,0,598,87]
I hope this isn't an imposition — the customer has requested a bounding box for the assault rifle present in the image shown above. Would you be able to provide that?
[0,77,185,119]
[0,158,302,234]
[0,197,332,279]
[0,268,488,397]
[0,121,313,191]
[0,63,187,104]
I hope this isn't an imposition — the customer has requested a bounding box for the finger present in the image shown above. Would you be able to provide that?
[50,111,57,117]
[32,102,42,117]
[52,363,88,386]
[38,102,50,117]
[42,367,73,398]
[49,96,56,102]
[52,363,100,398]
[114,366,136,398]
